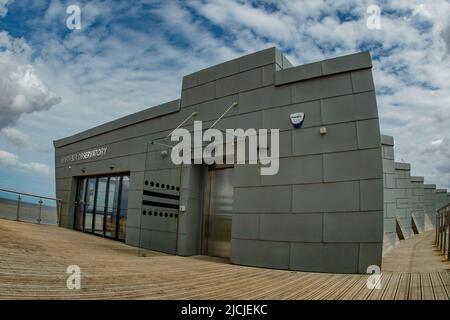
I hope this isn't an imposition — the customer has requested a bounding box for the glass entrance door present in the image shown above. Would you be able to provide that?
[74,178,87,230]
[74,173,129,241]
[84,178,97,232]
[105,176,120,238]
[94,177,108,235]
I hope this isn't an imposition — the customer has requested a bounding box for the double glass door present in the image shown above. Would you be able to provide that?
[74,174,129,241]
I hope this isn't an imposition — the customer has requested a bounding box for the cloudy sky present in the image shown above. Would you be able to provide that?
[0,0,449,197]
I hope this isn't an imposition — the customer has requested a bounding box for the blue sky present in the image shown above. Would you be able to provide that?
[0,0,450,197]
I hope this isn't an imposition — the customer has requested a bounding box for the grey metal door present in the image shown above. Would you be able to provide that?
[205,168,234,258]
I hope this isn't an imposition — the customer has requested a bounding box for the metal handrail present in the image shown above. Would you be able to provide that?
[0,188,62,202]
[0,188,63,226]
[435,203,450,261]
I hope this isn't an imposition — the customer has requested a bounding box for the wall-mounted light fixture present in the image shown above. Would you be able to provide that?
[161,150,168,158]
[81,168,86,173]
[319,127,327,135]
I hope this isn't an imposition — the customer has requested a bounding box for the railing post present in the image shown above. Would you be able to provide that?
[57,201,62,227]
[436,213,438,245]
[37,198,43,224]
[16,194,21,222]
[447,208,450,261]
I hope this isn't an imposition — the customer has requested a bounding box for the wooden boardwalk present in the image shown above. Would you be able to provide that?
[0,219,449,300]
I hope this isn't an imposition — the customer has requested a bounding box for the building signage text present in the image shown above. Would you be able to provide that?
[61,147,108,164]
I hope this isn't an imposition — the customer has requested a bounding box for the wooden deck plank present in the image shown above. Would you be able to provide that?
[408,273,421,300]
[381,273,402,300]
[420,273,435,300]
[1,219,449,300]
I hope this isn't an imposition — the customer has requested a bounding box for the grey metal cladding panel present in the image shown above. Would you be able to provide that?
[381,134,394,146]
[144,168,181,190]
[358,243,382,273]
[323,211,383,243]
[396,198,410,209]
[360,179,384,211]
[150,230,177,254]
[384,173,396,188]
[321,91,378,125]
[292,122,358,156]
[276,130,293,158]
[216,73,239,97]
[182,73,198,90]
[239,68,263,92]
[290,242,359,273]
[196,94,239,122]
[55,178,72,191]
[357,119,381,149]
[385,203,397,218]
[128,190,143,210]
[232,214,259,240]
[411,176,425,183]
[181,81,216,107]
[216,58,241,79]
[262,64,275,86]
[262,100,321,130]
[382,145,395,160]
[291,73,353,103]
[383,159,395,174]
[384,217,396,232]
[125,226,140,247]
[323,148,383,182]
[261,155,323,186]
[197,64,223,85]
[126,208,141,229]
[396,178,413,189]
[239,47,277,72]
[238,85,291,113]
[214,110,263,131]
[230,239,290,270]
[351,69,375,93]
[321,51,372,75]
[183,58,240,90]
[233,186,291,213]
[141,214,178,233]
[275,52,371,86]
[259,213,323,242]
[233,164,261,187]
[395,162,411,170]
[292,181,360,213]
[54,99,180,148]
[129,171,144,190]
[146,151,180,171]
[275,62,322,85]
[424,184,436,189]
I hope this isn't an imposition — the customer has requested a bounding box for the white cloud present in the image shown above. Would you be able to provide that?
[0,149,51,177]
[0,31,61,129]
[1,127,29,146]
[0,0,13,17]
